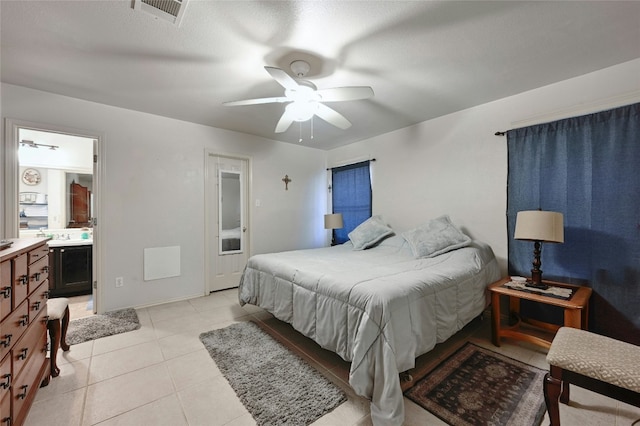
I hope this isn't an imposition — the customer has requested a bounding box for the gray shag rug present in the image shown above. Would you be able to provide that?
[66,308,141,345]
[199,322,347,425]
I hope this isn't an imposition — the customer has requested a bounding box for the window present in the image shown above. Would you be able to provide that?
[331,161,372,244]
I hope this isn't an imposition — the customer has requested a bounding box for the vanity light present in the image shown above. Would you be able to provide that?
[20,139,59,150]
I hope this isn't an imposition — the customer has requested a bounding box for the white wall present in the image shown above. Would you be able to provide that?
[1,84,327,312]
[327,58,640,273]
[4,58,640,311]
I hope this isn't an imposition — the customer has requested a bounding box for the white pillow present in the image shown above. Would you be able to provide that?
[402,215,471,258]
[348,215,394,250]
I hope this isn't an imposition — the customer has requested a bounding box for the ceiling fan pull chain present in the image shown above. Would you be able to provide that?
[299,122,303,143]
[311,116,314,140]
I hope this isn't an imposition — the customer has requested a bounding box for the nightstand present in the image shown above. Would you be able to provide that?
[489,277,592,349]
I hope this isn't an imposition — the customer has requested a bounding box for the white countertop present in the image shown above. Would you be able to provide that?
[47,239,93,247]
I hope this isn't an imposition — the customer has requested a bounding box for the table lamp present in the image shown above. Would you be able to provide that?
[514,210,564,290]
[324,213,344,246]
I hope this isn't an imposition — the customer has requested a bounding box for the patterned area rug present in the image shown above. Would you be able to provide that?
[200,322,346,426]
[66,308,140,345]
[405,342,546,426]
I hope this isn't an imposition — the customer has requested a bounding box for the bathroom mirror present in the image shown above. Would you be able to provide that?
[219,170,243,254]
[18,167,93,233]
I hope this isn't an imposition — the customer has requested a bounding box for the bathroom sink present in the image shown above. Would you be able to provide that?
[47,239,93,247]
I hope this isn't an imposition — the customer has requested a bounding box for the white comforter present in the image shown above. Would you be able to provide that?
[238,235,500,426]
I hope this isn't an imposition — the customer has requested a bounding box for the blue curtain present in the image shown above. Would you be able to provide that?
[507,102,640,344]
[332,161,372,244]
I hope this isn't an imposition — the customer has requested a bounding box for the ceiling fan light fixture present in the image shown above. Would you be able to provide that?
[286,101,319,122]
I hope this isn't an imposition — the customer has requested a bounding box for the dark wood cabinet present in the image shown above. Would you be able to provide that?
[48,245,92,297]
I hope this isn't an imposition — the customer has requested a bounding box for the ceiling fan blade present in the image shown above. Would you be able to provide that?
[223,97,288,106]
[264,66,300,90]
[316,86,374,102]
[275,110,296,133]
[314,103,352,130]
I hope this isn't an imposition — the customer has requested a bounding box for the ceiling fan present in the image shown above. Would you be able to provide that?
[223,60,374,133]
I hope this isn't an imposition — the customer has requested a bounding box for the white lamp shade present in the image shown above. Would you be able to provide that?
[514,210,564,243]
[324,213,344,230]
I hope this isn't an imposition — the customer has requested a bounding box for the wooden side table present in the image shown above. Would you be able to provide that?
[489,277,592,349]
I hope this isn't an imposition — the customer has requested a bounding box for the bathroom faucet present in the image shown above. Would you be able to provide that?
[36,228,46,237]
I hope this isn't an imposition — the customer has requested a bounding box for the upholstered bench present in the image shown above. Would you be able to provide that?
[47,298,71,377]
[544,327,640,425]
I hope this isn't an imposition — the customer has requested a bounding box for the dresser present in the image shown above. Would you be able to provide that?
[1,238,51,426]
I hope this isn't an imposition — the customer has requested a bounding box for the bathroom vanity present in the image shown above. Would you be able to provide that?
[48,240,92,297]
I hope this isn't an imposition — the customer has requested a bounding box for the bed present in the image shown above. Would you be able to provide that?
[238,216,501,426]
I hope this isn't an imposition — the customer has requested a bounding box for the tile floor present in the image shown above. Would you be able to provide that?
[67,294,95,320]
[26,289,640,426]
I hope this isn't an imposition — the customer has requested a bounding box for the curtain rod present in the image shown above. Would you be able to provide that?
[495,131,507,136]
[326,158,376,171]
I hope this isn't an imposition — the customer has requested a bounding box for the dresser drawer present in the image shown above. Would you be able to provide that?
[29,281,49,323]
[12,328,47,425]
[12,309,47,380]
[28,244,49,265]
[0,261,11,323]
[0,353,10,402]
[13,254,29,309]
[0,300,29,361]
[28,255,49,295]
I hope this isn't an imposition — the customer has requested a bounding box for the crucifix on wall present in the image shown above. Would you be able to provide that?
[282,174,292,190]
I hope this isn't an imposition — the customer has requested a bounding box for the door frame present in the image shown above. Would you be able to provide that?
[3,118,104,314]
[204,149,252,294]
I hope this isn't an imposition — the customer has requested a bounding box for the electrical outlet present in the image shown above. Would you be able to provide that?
[115,277,124,287]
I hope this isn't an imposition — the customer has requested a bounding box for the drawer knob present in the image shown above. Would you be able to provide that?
[0,334,11,348]
[19,275,28,285]
[43,265,50,273]
[0,286,10,299]
[33,300,41,311]
[0,373,10,389]
[17,347,28,360]
[32,272,41,281]
[17,384,28,399]
[19,315,29,327]
[1,416,10,425]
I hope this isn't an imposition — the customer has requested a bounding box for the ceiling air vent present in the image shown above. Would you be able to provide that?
[133,0,188,26]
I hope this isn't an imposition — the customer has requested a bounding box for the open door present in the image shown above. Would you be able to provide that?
[206,153,250,292]
[4,120,100,314]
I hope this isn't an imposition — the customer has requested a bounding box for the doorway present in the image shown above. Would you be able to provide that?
[205,152,250,292]
[4,119,101,314]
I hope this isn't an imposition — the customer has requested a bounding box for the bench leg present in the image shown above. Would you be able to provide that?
[544,371,562,426]
[48,319,62,377]
[560,380,570,404]
[47,306,71,377]
[60,306,70,351]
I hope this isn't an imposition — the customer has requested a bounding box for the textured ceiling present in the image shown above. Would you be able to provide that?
[2,1,640,150]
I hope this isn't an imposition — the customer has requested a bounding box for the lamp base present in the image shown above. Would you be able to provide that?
[525,281,549,290]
